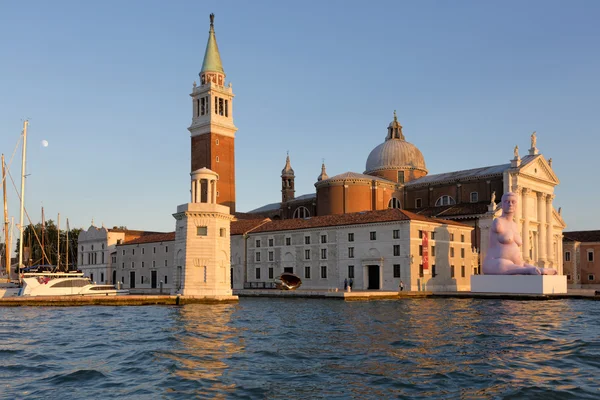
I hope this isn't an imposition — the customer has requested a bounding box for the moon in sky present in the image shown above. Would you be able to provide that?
[41,140,49,147]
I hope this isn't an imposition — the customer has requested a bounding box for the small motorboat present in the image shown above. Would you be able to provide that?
[274,272,302,290]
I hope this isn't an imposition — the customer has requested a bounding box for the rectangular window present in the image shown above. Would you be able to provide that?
[589,274,594,281]
[393,245,400,256]
[461,265,466,278]
[419,245,423,256]
[220,228,226,237]
[268,238,273,247]
[450,233,454,241]
[432,264,437,277]
[166,246,168,253]
[219,97,224,116]
[225,99,229,117]
[415,198,422,208]
[286,237,291,246]
[321,266,327,279]
[348,247,354,258]
[565,251,571,262]
[588,251,594,262]
[255,239,261,248]
[305,266,311,279]
[268,251,274,261]
[419,230,423,239]
[451,247,455,257]
[419,264,424,278]
[431,232,435,240]
[348,233,354,242]
[370,232,376,240]
[470,192,478,203]
[305,249,310,260]
[461,234,465,243]
[255,252,261,262]
[133,249,135,255]
[321,249,327,260]
[461,248,465,258]
[393,264,400,278]
[142,248,145,255]
[305,236,311,245]
[567,274,571,281]
[255,268,261,279]
[165,260,168,267]
[321,235,327,244]
[153,261,156,268]
[142,262,145,268]
[348,265,355,279]
[153,247,156,254]
[268,267,274,279]
[431,246,436,256]
[131,261,135,268]
[393,230,400,239]
[122,262,124,269]
[164,276,168,284]
[451,265,455,278]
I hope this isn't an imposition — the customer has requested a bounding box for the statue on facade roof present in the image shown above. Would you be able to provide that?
[490,191,496,205]
[513,145,519,159]
[482,192,557,275]
[531,131,537,148]
[548,158,553,168]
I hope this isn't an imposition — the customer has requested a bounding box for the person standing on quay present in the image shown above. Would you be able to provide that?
[399,280,404,292]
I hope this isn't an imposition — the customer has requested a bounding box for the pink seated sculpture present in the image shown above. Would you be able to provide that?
[483,192,557,275]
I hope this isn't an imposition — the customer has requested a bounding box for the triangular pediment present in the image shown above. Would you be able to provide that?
[518,156,559,185]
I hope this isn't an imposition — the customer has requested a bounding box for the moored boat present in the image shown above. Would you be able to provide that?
[19,272,129,297]
[274,272,302,290]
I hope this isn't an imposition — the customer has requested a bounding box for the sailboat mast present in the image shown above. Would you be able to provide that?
[66,218,69,271]
[41,206,45,265]
[57,213,60,271]
[2,154,9,280]
[17,120,28,275]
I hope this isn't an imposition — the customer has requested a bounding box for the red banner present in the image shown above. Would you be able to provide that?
[422,232,429,270]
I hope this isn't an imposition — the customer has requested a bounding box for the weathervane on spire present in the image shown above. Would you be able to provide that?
[210,13,215,27]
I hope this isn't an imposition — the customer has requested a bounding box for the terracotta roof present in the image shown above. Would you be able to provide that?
[408,202,490,219]
[120,232,175,245]
[563,231,600,243]
[231,218,271,235]
[316,171,395,186]
[244,208,469,235]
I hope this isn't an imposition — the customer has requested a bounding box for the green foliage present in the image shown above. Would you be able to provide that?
[14,220,81,271]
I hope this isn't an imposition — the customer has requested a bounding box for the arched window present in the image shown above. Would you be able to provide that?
[293,206,311,219]
[388,197,402,209]
[435,195,456,206]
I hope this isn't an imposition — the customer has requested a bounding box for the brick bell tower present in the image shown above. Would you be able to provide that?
[189,13,238,213]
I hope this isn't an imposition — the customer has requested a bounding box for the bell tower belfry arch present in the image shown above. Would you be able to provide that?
[189,13,238,213]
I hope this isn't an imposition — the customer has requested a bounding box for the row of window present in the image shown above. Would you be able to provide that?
[565,251,595,262]
[83,252,105,265]
[254,230,403,248]
[419,245,467,258]
[122,260,169,268]
[89,273,169,286]
[197,227,227,237]
[255,266,329,280]
[120,246,169,256]
[195,96,229,118]
[418,230,465,242]
[81,243,105,251]
[417,264,467,278]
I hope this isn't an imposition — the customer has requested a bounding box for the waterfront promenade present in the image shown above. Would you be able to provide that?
[0,288,598,306]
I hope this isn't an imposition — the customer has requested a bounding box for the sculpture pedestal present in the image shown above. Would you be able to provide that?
[471,275,567,294]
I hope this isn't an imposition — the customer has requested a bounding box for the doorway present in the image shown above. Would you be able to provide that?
[368,265,380,290]
[284,267,293,274]
[151,270,157,289]
[130,271,136,289]
[112,270,117,284]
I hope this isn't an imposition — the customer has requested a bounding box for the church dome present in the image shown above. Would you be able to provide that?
[364,111,427,174]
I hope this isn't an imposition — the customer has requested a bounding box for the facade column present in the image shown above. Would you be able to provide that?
[537,192,547,264]
[206,179,212,204]
[192,180,197,203]
[521,188,530,263]
[546,195,554,267]
[512,185,522,224]
[212,180,217,204]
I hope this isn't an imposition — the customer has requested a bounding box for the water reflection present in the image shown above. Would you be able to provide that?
[161,304,241,398]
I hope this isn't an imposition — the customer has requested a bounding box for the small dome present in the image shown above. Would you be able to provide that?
[364,111,427,174]
[365,140,427,173]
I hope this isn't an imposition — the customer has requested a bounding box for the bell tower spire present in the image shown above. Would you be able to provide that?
[281,152,295,203]
[189,14,238,213]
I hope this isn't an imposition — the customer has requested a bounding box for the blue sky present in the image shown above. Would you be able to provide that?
[1,0,599,237]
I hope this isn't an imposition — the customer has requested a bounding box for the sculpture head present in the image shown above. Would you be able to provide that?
[501,192,518,215]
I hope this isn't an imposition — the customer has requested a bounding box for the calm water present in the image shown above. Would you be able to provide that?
[1,298,599,399]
